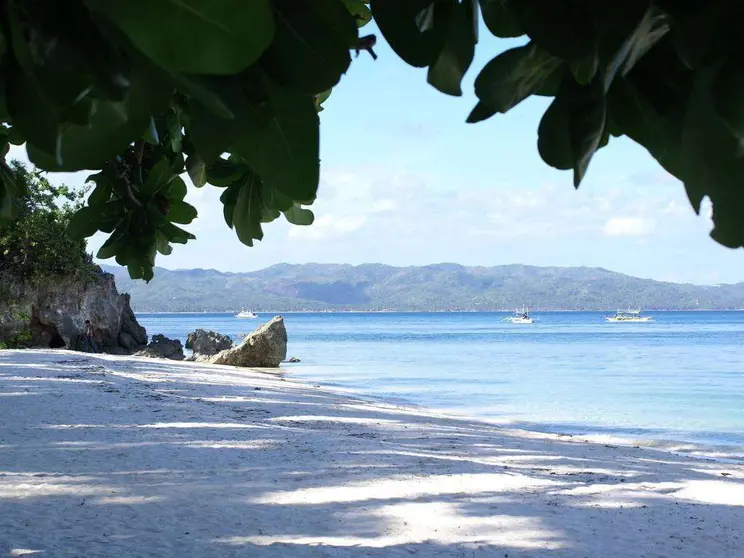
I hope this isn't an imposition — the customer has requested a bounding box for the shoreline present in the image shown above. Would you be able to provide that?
[289,372,744,466]
[2,350,744,556]
[133,309,744,314]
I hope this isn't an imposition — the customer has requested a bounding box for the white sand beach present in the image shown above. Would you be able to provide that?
[1,349,743,557]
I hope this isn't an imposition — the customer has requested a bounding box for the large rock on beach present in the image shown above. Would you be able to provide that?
[0,267,147,353]
[136,334,184,361]
[186,329,233,357]
[209,316,287,368]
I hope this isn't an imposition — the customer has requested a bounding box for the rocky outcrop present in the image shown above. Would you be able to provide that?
[135,334,184,360]
[0,268,147,353]
[209,316,287,368]
[186,329,233,357]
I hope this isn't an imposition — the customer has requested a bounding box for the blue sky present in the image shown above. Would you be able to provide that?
[9,25,744,284]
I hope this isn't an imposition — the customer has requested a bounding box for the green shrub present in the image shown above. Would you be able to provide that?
[0,161,94,283]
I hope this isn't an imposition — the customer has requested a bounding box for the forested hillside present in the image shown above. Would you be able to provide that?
[103,264,744,312]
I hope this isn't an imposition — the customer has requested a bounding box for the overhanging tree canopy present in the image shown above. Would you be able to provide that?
[0,0,741,281]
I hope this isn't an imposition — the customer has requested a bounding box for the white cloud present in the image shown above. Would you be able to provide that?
[602,217,655,237]
[287,214,367,240]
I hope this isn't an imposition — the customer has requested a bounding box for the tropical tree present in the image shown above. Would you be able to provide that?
[0,1,741,281]
[0,160,90,280]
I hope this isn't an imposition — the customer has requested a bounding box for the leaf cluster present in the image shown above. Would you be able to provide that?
[372,0,744,248]
[0,0,371,280]
[2,0,743,281]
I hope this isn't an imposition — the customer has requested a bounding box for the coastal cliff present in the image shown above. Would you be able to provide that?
[0,267,147,353]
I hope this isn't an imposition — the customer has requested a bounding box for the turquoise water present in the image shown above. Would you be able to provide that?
[137,311,744,458]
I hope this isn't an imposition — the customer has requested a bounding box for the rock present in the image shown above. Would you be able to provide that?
[209,316,287,368]
[0,267,147,353]
[118,331,139,351]
[287,357,301,363]
[135,334,184,361]
[185,329,233,357]
[119,295,147,346]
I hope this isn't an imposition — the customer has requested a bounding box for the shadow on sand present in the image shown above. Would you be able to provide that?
[0,350,743,557]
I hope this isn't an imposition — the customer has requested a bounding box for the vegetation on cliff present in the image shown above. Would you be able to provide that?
[0,160,93,282]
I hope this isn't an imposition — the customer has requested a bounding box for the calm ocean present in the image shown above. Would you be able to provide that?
[137,311,744,461]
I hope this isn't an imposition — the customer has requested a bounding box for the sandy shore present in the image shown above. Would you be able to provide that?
[1,350,743,557]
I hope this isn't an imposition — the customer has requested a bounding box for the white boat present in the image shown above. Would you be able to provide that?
[235,309,258,319]
[504,307,534,324]
[605,309,652,322]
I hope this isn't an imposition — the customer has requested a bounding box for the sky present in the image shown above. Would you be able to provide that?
[8,24,744,285]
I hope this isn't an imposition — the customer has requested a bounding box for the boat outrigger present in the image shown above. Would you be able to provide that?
[605,309,652,322]
[504,307,534,324]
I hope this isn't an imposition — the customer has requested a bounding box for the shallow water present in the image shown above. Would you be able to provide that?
[137,311,744,460]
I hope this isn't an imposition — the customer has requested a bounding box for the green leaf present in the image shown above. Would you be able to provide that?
[315,89,333,113]
[220,183,241,228]
[231,174,264,246]
[187,101,234,163]
[168,107,183,153]
[172,74,235,119]
[261,181,294,212]
[261,0,356,93]
[370,0,447,67]
[427,0,478,96]
[507,0,595,60]
[564,78,607,186]
[283,205,315,226]
[606,75,684,179]
[5,67,60,158]
[161,176,188,201]
[206,159,245,187]
[474,42,562,113]
[85,0,275,75]
[231,76,320,203]
[0,163,27,222]
[87,178,113,207]
[537,94,572,171]
[166,200,198,224]
[67,206,101,239]
[679,69,744,247]
[466,101,497,124]
[186,154,207,187]
[143,159,175,194]
[155,231,173,255]
[143,117,160,145]
[341,0,373,27]
[6,127,25,146]
[160,222,195,244]
[478,0,522,38]
[603,5,669,93]
[569,46,598,86]
[96,221,130,259]
[27,62,172,171]
[711,60,744,152]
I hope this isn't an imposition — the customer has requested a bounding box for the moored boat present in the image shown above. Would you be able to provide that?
[504,307,534,324]
[605,309,652,322]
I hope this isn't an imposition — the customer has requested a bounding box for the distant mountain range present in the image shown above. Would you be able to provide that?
[101,263,744,312]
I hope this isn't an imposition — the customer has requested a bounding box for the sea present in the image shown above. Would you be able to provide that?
[137,311,744,462]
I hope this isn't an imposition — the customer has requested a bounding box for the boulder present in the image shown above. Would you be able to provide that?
[209,316,287,368]
[118,331,139,351]
[135,334,184,361]
[186,329,233,356]
[0,267,147,353]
